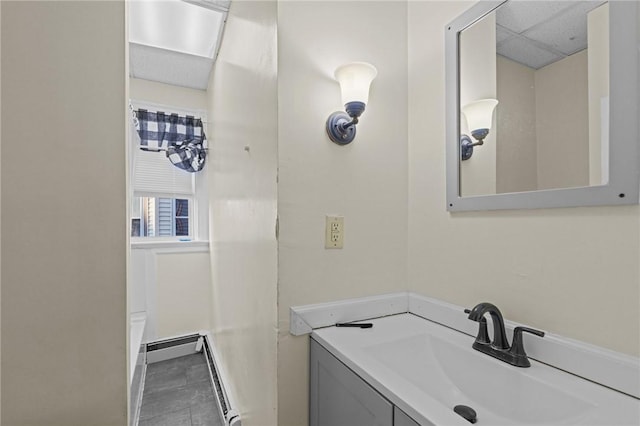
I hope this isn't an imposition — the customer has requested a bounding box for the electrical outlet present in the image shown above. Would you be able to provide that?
[325,216,344,249]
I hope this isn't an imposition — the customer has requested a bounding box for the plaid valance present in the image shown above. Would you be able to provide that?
[133,109,207,173]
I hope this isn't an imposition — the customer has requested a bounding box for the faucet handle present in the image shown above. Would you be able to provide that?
[464,309,490,345]
[509,326,545,367]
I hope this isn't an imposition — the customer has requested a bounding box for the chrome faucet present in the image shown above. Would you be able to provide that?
[465,302,545,368]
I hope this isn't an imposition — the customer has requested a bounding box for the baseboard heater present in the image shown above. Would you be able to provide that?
[146,332,241,426]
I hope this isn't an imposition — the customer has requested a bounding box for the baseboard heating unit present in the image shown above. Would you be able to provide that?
[145,332,241,426]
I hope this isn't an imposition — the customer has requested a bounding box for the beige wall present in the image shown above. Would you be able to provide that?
[588,3,610,186]
[277,1,408,424]
[207,1,278,425]
[408,1,639,358]
[1,1,127,425]
[535,50,589,190]
[496,51,592,193]
[459,12,497,196]
[496,56,537,193]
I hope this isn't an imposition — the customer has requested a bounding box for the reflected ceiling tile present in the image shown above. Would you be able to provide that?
[497,36,563,70]
[523,1,604,56]
[496,25,513,45]
[496,0,575,33]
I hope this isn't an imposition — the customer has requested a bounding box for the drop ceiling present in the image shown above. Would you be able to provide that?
[495,0,607,69]
[129,0,230,90]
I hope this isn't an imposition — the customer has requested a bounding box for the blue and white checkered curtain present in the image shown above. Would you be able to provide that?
[133,109,207,173]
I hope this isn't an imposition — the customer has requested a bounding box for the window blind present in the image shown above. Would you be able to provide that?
[133,148,194,197]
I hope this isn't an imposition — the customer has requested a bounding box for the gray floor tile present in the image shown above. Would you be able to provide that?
[140,377,215,420]
[186,363,210,384]
[147,353,206,376]
[140,353,222,425]
[191,401,224,426]
[139,407,191,426]
[144,365,188,394]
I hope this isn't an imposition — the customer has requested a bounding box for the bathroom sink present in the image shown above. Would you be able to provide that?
[367,333,594,425]
[312,314,640,426]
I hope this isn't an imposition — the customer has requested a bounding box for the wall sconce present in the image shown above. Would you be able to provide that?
[460,99,498,160]
[326,62,378,145]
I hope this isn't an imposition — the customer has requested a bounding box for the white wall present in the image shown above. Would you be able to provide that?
[408,1,639,358]
[207,1,278,425]
[130,77,208,111]
[131,247,211,341]
[276,1,408,424]
[1,1,127,424]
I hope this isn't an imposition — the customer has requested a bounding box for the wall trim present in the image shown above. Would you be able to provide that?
[290,292,640,399]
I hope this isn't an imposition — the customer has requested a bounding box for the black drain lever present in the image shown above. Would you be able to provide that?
[454,405,477,424]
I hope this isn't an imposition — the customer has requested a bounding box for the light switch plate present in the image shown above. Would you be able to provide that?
[325,216,344,249]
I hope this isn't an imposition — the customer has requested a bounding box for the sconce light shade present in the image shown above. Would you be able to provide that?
[460,98,498,160]
[327,62,377,145]
[334,62,378,106]
[462,99,498,140]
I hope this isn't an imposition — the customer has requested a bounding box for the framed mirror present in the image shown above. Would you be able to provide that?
[445,0,639,211]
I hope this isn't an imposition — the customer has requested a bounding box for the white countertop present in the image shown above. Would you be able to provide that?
[312,313,640,426]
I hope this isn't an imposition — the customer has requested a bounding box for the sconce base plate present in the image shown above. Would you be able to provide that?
[326,112,356,145]
[460,134,474,161]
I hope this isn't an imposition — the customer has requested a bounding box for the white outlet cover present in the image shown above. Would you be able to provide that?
[325,216,344,249]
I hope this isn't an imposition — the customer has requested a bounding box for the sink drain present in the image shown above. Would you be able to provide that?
[453,405,477,424]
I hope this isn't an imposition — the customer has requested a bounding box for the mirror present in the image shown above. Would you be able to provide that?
[445,0,639,211]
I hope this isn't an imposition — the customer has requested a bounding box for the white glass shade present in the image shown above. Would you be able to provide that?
[462,99,499,131]
[334,62,378,105]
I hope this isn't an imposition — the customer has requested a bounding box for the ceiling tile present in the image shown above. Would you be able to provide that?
[496,25,514,45]
[497,36,564,69]
[496,0,575,34]
[523,1,605,56]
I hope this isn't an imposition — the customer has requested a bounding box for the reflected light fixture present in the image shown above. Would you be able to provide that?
[460,99,498,160]
[326,62,378,145]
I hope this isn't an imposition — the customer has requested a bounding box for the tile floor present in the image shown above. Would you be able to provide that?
[139,353,225,426]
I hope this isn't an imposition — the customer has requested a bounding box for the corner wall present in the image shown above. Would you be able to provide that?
[408,1,639,357]
[276,2,408,424]
[1,1,127,424]
[207,1,278,425]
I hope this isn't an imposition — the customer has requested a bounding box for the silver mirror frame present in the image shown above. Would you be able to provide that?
[445,0,639,212]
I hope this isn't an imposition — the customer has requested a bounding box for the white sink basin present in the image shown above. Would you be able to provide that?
[312,314,640,426]
[368,334,594,425]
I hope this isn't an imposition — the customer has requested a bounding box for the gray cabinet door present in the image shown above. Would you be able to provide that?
[394,406,421,426]
[310,338,393,426]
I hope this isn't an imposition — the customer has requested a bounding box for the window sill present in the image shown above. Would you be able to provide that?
[130,240,209,251]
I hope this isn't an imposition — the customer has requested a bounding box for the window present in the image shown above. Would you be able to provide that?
[131,197,191,237]
[130,102,208,241]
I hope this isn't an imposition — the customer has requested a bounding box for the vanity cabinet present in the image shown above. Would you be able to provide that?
[394,407,420,426]
[310,338,420,426]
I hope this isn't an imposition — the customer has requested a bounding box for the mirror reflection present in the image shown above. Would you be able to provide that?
[459,1,609,197]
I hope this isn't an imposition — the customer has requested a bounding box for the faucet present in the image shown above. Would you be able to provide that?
[465,302,545,368]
